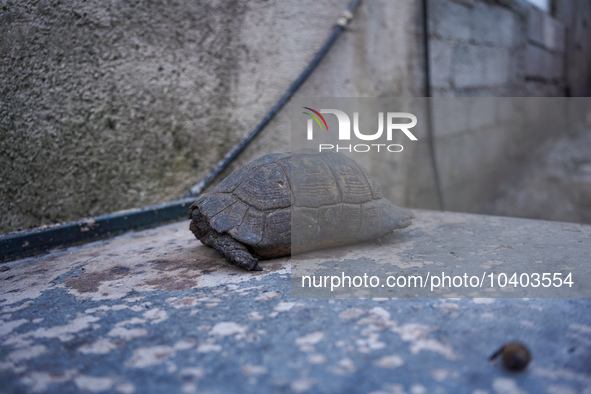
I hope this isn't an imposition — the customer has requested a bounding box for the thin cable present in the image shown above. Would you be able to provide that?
[421,0,445,210]
[185,0,361,198]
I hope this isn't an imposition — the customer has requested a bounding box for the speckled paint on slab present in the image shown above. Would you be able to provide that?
[292,210,591,298]
[0,210,590,393]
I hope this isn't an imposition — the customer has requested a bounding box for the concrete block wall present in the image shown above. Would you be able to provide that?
[555,0,591,96]
[400,0,584,213]
[524,3,568,95]
[428,0,523,96]
[402,97,571,213]
[427,0,569,97]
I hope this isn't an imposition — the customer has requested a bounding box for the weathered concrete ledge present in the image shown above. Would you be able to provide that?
[1,210,590,393]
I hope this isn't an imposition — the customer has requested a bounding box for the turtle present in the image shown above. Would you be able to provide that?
[188,151,414,271]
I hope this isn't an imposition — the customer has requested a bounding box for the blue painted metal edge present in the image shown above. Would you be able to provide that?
[0,197,196,263]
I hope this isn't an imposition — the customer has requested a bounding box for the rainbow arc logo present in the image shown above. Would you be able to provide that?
[302,107,329,131]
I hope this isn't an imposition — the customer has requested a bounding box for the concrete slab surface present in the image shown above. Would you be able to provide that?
[0,210,590,393]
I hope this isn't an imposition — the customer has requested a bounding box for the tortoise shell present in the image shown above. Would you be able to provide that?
[189,151,413,262]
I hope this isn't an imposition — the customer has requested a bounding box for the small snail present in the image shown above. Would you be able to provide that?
[489,342,531,371]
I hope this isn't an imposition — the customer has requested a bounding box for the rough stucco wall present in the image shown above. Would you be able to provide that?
[0,0,252,232]
[0,0,421,234]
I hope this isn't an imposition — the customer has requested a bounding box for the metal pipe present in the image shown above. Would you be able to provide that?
[421,0,445,210]
[185,0,361,198]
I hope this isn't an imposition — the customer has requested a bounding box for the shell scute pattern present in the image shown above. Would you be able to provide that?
[189,151,414,270]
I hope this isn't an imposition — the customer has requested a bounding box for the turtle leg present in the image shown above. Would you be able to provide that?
[190,212,262,271]
[211,233,262,271]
